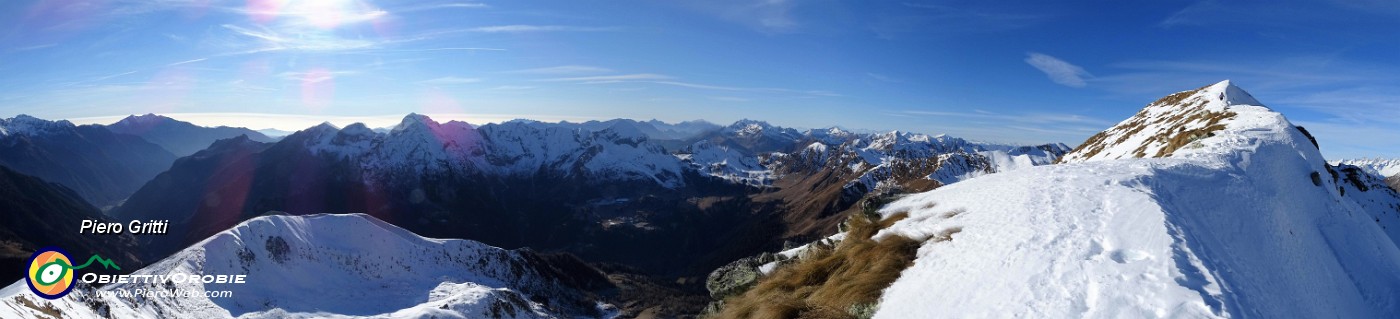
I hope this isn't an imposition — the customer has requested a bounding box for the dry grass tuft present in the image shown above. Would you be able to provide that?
[709,211,924,319]
[1154,111,1234,157]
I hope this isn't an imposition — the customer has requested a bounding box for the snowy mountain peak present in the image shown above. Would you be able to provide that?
[391,113,438,134]
[1061,80,1267,163]
[340,122,375,136]
[116,113,167,125]
[599,120,648,144]
[866,82,1400,318]
[1211,80,1262,108]
[727,119,774,136]
[1334,158,1400,178]
[309,121,339,132]
[0,114,75,136]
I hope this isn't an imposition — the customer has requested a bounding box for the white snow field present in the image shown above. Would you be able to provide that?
[871,81,1400,318]
[0,214,614,319]
[1335,158,1400,178]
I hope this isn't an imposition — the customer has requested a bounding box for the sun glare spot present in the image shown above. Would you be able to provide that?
[300,68,336,111]
[243,0,384,29]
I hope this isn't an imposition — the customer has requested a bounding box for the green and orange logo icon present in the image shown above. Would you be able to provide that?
[25,247,120,299]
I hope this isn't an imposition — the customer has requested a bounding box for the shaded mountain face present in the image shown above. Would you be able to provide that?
[106,114,276,157]
[0,214,615,318]
[113,118,759,278]
[112,114,1067,284]
[0,115,176,208]
[0,165,142,285]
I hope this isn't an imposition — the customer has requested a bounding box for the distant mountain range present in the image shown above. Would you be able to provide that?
[0,115,175,208]
[106,113,276,157]
[108,113,1067,287]
[3,81,1399,317]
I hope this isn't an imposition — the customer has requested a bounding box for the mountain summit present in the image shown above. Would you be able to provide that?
[107,114,275,156]
[1060,80,1263,163]
[860,81,1400,318]
[713,81,1400,318]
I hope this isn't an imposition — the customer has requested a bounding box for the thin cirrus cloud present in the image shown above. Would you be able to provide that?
[394,2,491,13]
[506,65,614,75]
[277,70,358,84]
[540,74,674,82]
[417,77,483,86]
[1025,52,1092,88]
[542,72,841,97]
[222,24,378,52]
[466,25,621,33]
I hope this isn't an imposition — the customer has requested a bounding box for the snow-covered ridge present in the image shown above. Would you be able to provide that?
[1334,158,1400,178]
[1061,80,1260,163]
[867,81,1400,318]
[0,114,76,137]
[282,114,1066,190]
[0,213,614,318]
[284,113,686,188]
[677,122,1068,188]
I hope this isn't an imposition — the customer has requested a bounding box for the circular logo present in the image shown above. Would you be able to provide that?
[26,247,76,299]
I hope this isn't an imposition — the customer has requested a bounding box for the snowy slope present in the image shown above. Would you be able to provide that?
[1061,80,1259,163]
[869,81,1400,318]
[763,130,1069,194]
[0,214,614,319]
[676,140,774,186]
[1334,158,1400,178]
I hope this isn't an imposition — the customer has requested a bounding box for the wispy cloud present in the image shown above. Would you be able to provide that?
[641,81,842,97]
[466,25,621,33]
[489,85,537,91]
[395,2,491,13]
[417,77,482,86]
[221,24,378,52]
[379,47,507,52]
[541,74,674,82]
[543,72,841,97]
[866,72,900,83]
[1160,1,1400,28]
[277,70,357,83]
[674,0,799,33]
[10,43,57,52]
[507,65,614,75]
[59,70,140,88]
[870,2,1050,38]
[165,58,207,67]
[1025,53,1092,87]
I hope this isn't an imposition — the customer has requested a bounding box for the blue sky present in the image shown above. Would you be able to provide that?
[1,0,1398,158]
